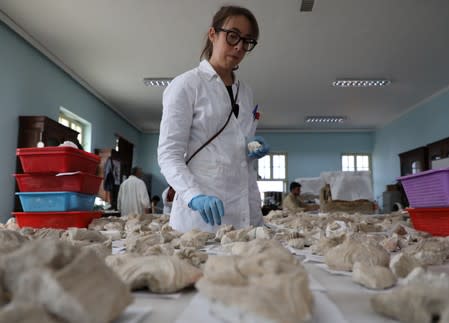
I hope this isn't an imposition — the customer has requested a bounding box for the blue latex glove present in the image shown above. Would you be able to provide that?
[247,135,270,159]
[188,195,224,225]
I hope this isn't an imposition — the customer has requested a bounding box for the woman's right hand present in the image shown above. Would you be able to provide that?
[188,195,224,225]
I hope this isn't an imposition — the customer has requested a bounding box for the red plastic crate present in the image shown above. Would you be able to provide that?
[13,211,103,229]
[14,172,102,194]
[398,168,449,208]
[16,147,100,174]
[407,207,449,237]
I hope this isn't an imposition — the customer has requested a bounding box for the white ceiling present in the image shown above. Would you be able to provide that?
[1,0,449,132]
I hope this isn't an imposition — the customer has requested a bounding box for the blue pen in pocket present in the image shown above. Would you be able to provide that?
[252,104,259,121]
[250,104,260,134]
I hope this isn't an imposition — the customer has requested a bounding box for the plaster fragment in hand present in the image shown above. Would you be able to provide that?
[248,141,262,153]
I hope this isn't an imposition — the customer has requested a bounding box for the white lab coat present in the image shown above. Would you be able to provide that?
[158,60,263,233]
[161,187,172,215]
[117,175,150,216]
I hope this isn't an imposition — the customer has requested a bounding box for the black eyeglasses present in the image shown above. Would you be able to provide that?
[215,27,258,52]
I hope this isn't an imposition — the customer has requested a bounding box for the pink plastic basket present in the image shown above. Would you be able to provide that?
[398,168,449,208]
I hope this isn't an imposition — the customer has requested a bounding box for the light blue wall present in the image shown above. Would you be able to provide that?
[137,133,164,198]
[258,132,374,183]
[140,132,375,199]
[0,22,141,221]
[373,87,449,205]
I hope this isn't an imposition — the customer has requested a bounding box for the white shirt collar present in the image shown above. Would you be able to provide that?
[199,60,238,85]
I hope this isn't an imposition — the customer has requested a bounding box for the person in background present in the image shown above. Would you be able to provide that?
[161,186,175,215]
[282,182,320,212]
[117,166,150,216]
[151,195,163,214]
[158,5,269,233]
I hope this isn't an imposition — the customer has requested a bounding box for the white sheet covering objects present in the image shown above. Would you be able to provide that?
[320,171,373,201]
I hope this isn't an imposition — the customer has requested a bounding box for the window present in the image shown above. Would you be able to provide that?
[341,154,371,172]
[58,107,91,151]
[257,153,288,205]
[411,161,421,174]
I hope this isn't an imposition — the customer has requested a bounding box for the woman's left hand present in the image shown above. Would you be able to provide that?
[247,136,270,159]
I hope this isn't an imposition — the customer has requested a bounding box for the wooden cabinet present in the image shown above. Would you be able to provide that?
[18,116,79,149]
[427,137,449,167]
[398,146,429,176]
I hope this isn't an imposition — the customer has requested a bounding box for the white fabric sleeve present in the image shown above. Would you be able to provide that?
[157,77,204,206]
[139,181,150,208]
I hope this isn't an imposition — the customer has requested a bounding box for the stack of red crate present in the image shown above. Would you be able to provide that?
[398,167,449,236]
[13,146,103,229]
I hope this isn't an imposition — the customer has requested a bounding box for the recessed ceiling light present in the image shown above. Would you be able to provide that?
[143,78,172,87]
[305,116,347,123]
[332,79,391,88]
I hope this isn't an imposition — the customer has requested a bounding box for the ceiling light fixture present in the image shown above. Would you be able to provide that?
[300,0,315,12]
[305,116,347,123]
[332,79,391,88]
[143,78,172,87]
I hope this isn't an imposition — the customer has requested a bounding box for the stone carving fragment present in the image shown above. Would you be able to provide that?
[310,235,345,256]
[160,230,181,243]
[175,247,208,267]
[180,229,214,249]
[196,239,313,323]
[88,216,125,231]
[401,266,426,285]
[221,227,251,245]
[214,224,234,241]
[22,228,64,240]
[124,214,153,235]
[106,254,202,293]
[61,228,112,258]
[61,228,108,243]
[380,234,399,252]
[0,230,28,254]
[325,220,349,238]
[99,229,122,241]
[5,218,19,231]
[0,240,132,323]
[371,272,449,323]
[125,232,161,254]
[151,214,170,225]
[247,226,273,240]
[389,252,421,278]
[324,234,390,271]
[352,262,396,289]
[403,237,449,266]
[142,243,175,256]
[0,303,62,323]
[287,238,305,249]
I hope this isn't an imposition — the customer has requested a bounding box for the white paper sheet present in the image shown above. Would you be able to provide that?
[315,263,352,276]
[285,246,325,263]
[113,305,152,323]
[308,275,327,292]
[112,239,126,254]
[175,291,347,323]
[133,291,182,300]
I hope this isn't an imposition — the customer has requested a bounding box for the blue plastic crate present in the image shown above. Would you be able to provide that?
[16,192,96,212]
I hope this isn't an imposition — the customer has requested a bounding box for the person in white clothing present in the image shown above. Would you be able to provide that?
[117,167,150,216]
[158,5,269,233]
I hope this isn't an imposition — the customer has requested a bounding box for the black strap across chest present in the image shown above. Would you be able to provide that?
[185,81,240,165]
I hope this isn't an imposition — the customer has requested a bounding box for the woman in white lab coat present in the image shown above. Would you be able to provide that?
[157,5,269,233]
